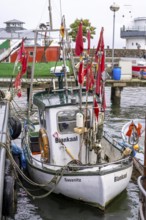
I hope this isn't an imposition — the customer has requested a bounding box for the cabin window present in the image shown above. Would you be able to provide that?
[57,109,90,134]
[39,110,46,128]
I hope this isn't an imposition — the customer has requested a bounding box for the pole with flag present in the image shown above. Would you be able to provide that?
[94,27,106,113]
[75,21,84,161]
[90,27,106,144]
[87,29,91,56]
[60,15,68,93]
[75,21,84,110]
[13,38,28,97]
[75,22,84,57]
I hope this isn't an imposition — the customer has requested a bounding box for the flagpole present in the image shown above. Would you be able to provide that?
[62,16,68,95]
[48,0,53,30]
[28,31,38,119]
[91,27,105,147]
[75,21,84,110]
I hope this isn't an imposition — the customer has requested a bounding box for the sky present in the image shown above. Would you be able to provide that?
[1,0,146,49]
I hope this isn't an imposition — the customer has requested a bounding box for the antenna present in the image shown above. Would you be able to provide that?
[48,0,53,30]
[60,0,63,20]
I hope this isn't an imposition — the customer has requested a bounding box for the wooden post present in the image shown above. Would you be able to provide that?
[111,87,122,99]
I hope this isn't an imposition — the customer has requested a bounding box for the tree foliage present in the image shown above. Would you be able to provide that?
[68,19,96,42]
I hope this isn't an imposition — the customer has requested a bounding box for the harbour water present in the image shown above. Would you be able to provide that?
[11,86,146,220]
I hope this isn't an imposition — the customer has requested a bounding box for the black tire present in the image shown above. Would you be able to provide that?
[8,117,22,140]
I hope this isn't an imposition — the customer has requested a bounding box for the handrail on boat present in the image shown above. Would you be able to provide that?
[27,130,131,169]
[30,151,131,170]
[137,176,146,220]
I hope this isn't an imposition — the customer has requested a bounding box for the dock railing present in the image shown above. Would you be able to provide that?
[137,176,146,220]
[0,101,10,219]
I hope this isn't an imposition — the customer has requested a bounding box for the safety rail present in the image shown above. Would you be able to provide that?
[137,176,146,220]
[28,147,131,170]
[24,129,132,170]
[0,101,10,219]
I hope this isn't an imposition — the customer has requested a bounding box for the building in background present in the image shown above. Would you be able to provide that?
[0,19,60,62]
[121,17,146,50]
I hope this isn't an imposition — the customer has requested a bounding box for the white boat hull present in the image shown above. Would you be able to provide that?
[27,158,133,210]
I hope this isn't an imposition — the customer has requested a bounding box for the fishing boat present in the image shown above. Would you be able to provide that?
[20,15,133,210]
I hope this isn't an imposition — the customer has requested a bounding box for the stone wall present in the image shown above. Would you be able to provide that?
[73,48,146,59]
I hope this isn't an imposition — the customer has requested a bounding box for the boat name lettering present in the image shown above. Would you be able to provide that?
[114,173,127,182]
[64,178,81,182]
[55,136,78,143]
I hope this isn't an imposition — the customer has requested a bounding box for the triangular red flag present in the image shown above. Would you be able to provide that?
[95,27,105,96]
[78,61,85,84]
[101,84,106,111]
[85,63,94,91]
[13,39,28,97]
[75,22,84,56]
[87,29,90,55]
[94,99,99,120]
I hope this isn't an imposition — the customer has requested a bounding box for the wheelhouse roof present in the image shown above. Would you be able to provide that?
[33,88,97,110]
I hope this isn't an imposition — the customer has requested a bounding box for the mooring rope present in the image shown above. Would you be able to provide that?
[0,141,67,199]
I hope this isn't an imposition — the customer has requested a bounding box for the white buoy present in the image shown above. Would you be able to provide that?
[76,112,84,128]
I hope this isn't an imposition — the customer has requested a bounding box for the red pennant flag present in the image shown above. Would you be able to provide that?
[95,27,105,96]
[101,84,106,111]
[85,64,94,91]
[13,39,28,97]
[95,27,104,63]
[75,22,84,56]
[17,39,25,62]
[87,29,90,55]
[20,53,28,75]
[94,99,99,120]
[78,61,85,84]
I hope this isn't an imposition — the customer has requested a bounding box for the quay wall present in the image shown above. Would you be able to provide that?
[73,48,146,59]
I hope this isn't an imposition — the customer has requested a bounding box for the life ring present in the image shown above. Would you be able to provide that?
[39,128,50,163]
[126,121,142,145]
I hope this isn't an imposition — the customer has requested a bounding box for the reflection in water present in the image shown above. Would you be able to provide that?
[13,87,143,219]
[15,183,138,220]
[15,182,138,220]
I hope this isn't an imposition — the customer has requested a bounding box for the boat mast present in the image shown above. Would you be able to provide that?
[48,0,53,30]
[28,31,38,118]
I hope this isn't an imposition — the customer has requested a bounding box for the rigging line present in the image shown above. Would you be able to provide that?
[51,0,63,27]
[35,0,48,29]
[1,141,61,187]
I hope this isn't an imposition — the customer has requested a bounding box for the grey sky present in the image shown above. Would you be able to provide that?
[1,0,146,48]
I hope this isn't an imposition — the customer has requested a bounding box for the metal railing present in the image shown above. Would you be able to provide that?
[0,101,10,219]
[137,176,146,220]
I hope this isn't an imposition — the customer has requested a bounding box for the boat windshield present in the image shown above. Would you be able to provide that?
[57,109,90,134]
